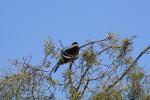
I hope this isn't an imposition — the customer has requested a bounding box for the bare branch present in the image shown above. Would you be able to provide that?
[79,38,108,49]
[105,46,150,92]
[81,79,89,96]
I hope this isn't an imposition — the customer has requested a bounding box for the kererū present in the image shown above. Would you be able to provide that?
[53,42,80,73]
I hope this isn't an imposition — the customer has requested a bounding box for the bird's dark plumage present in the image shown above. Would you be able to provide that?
[53,42,79,73]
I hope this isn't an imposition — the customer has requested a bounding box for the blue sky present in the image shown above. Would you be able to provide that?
[0,0,150,74]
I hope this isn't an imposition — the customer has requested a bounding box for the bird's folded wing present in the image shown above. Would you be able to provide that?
[61,47,73,58]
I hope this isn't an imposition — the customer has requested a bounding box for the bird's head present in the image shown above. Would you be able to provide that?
[71,42,79,47]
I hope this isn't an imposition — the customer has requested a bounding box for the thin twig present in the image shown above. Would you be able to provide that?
[105,46,150,93]
[77,65,91,91]
[79,39,108,49]
[81,79,90,96]
[59,40,64,49]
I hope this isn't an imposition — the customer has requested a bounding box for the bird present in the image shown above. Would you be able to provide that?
[53,42,80,73]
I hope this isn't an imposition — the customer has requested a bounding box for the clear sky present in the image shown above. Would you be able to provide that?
[0,0,150,74]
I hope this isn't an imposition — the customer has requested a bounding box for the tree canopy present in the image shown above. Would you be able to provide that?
[0,33,150,100]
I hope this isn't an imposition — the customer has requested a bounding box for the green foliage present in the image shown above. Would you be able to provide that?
[143,95,150,100]
[127,67,145,100]
[82,48,98,66]
[0,33,150,100]
[70,88,82,100]
[92,90,123,100]
[0,72,32,99]
[44,38,58,57]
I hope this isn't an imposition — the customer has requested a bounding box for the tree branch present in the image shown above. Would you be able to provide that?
[81,79,90,96]
[79,39,108,49]
[105,46,150,93]
[77,65,91,91]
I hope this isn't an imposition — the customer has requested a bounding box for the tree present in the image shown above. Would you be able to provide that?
[0,33,150,100]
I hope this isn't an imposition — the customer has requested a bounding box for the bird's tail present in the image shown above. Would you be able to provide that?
[53,63,60,73]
